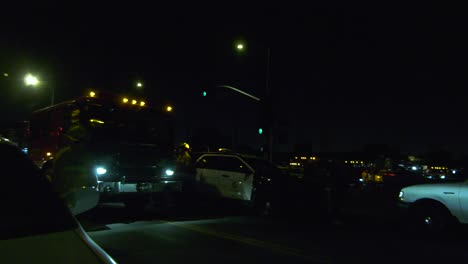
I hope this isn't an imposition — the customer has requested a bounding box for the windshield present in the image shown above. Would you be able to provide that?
[80,102,174,146]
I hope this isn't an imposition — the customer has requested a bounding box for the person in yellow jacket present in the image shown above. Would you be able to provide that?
[175,142,192,167]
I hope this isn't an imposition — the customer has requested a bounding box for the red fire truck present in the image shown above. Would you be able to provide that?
[28,90,186,209]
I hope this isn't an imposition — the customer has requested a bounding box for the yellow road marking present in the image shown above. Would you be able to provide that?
[167,222,331,263]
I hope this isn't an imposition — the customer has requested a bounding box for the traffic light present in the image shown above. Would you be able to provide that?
[202,91,207,97]
[258,128,263,135]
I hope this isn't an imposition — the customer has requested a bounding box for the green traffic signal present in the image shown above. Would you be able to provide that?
[203,91,207,97]
[258,128,263,135]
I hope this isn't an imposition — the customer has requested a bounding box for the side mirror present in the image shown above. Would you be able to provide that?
[65,187,100,215]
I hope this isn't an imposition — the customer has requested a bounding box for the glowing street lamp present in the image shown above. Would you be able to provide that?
[24,73,39,86]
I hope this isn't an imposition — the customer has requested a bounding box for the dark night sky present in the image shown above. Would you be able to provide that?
[1,3,468,155]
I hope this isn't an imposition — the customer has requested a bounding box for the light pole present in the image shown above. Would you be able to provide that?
[235,42,273,161]
[264,47,273,162]
[215,84,260,150]
[216,85,260,101]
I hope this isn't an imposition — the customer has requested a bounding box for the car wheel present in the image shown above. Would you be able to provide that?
[411,202,453,233]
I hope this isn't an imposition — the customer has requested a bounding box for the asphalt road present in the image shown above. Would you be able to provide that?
[78,195,468,264]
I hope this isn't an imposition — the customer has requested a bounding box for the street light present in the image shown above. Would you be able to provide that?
[24,73,55,106]
[136,82,143,89]
[233,41,273,161]
[234,40,247,52]
[24,73,39,86]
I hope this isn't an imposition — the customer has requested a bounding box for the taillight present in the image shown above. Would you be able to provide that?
[384,172,396,177]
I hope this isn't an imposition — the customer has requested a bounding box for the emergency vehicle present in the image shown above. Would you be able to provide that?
[28,90,186,209]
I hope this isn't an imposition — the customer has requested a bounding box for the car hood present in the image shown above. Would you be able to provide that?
[402,182,463,192]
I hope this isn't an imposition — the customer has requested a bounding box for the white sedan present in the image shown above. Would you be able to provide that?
[399,179,468,231]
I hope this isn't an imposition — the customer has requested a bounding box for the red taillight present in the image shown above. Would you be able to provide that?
[384,172,396,177]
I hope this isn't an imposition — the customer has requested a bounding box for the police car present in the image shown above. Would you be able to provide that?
[194,151,286,216]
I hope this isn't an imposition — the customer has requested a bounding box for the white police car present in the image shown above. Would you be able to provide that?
[194,152,286,216]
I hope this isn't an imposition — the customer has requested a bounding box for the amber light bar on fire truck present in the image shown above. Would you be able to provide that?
[87,90,174,112]
[88,90,147,107]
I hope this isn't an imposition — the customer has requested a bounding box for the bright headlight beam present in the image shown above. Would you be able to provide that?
[165,169,175,176]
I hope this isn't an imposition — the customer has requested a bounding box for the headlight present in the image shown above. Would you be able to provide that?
[398,191,404,201]
[96,167,107,175]
[165,169,175,176]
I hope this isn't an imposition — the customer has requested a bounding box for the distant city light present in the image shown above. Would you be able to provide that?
[132,100,137,105]
[89,91,96,97]
[412,166,418,171]
[237,44,244,50]
[136,82,143,88]
[166,106,173,112]
[123,98,129,103]
[140,101,146,106]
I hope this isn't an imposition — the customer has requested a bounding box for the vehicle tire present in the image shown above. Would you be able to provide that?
[410,202,454,234]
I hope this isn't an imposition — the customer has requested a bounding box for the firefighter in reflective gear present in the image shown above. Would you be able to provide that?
[175,142,192,167]
[175,142,195,193]
[50,109,98,209]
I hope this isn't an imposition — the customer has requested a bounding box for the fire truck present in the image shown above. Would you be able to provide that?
[28,90,187,209]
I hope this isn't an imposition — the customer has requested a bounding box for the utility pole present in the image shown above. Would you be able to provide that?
[265,47,273,162]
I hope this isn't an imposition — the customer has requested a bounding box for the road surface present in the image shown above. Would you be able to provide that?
[78,200,468,264]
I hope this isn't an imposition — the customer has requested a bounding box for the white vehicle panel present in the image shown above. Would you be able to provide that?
[458,181,468,223]
[401,182,464,222]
